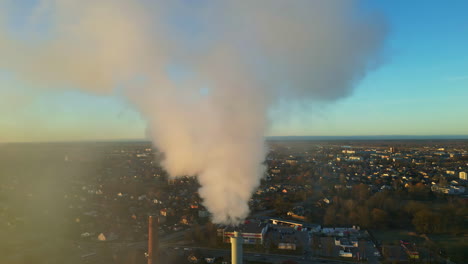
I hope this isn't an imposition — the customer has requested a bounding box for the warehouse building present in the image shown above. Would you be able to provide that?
[219,220,269,245]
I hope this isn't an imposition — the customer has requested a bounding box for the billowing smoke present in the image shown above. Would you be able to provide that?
[0,0,387,224]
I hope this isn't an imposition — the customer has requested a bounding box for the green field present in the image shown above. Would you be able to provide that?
[427,234,468,263]
[372,229,467,263]
[372,229,424,245]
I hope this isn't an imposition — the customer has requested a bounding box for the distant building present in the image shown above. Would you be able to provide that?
[335,237,359,248]
[287,211,306,221]
[160,208,173,217]
[268,217,321,232]
[431,184,465,195]
[220,220,269,245]
[198,210,210,218]
[271,168,281,174]
[348,156,362,161]
[278,243,297,250]
[167,179,177,185]
[460,172,467,180]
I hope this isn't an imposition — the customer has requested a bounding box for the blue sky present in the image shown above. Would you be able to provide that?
[1,0,467,142]
[273,0,468,136]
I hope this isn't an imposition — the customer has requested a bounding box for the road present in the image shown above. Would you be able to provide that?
[126,234,360,264]
[363,240,380,264]
[173,245,363,264]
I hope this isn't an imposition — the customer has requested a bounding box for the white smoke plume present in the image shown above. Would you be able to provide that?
[0,0,387,224]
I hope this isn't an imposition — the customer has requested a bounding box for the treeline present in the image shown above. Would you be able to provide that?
[319,184,467,234]
[185,222,220,247]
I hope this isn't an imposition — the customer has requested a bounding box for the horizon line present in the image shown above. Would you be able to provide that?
[2,134,468,144]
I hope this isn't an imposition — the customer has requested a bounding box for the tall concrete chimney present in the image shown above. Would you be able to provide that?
[230,231,243,264]
[148,215,159,264]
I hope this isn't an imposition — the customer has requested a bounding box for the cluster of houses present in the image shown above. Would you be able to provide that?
[266,143,467,197]
[63,142,468,254]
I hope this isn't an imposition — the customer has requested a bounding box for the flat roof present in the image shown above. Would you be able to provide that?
[267,217,320,228]
[224,220,267,234]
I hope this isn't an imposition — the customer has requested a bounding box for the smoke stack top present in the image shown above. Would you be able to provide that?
[0,1,387,224]
[230,231,243,264]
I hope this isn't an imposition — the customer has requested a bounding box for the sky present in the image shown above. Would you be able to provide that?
[1,0,468,142]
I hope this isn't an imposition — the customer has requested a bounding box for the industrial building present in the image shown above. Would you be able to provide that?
[460,171,467,180]
[219,220,269,245]
[267,217,321,232]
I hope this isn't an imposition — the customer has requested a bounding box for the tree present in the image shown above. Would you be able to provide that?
[408,182,430,200]
[371,208,389,229]
[273,195,292,215]
[357,206,370,228]
[412,209,441,233]
[343,199,356,213]
[439,176,448,187]
[323,205,337,226]
[404,201,428,216]
[348,211,360,226]
[204,222,218,246]
[293,190,308,202]
[352,183,370,201]
[339,174,346,184]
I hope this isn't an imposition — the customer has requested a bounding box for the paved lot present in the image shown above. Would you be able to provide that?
[310,235,381,263]
[264,226,310,253]
[382,245,408,262]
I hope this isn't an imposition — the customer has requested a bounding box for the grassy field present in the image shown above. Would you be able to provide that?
[372,229,424,245]
[372,229,467,263]
[427,234,468,263]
